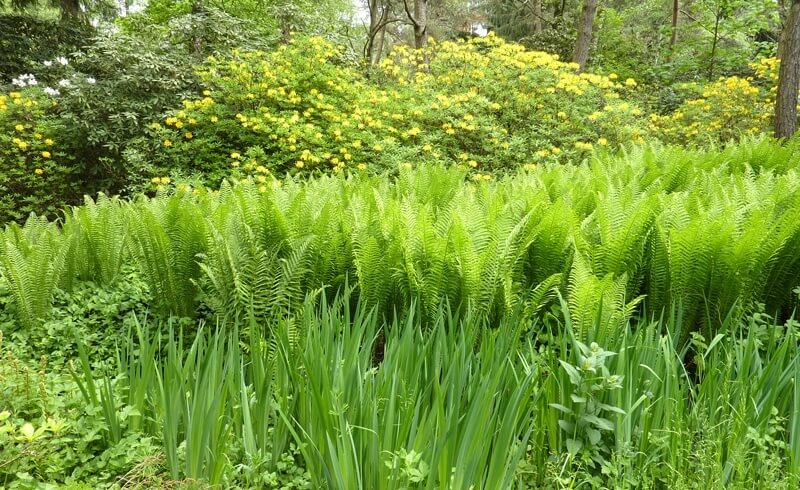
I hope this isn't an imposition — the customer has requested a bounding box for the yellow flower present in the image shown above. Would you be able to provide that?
[407,127,421,136]
[210,116,219,123]
[15,124,24,131]
[557,111,567,119]
[163,139,173,147]
[184,132,193,139]
[597,137,608,146]
[17,141,28,150]
[357,163,367,170]
[468,160,478,168]
[295,161,305,168]
[175,121,184,129]
[34,168,43,175]
[422,144,432,152]
[41,151,51,158]
[45,139,54,146]
[373,144,383,152]
[625,78,637,88]
[34,133,42,140]
[231,152,241,159]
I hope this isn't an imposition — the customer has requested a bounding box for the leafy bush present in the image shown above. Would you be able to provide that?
[134,34,646,184]
[0,9,278,220]
[0,15,94,85]
[0,90,80,222]
[0,330,163,488]
[649,57,778,145]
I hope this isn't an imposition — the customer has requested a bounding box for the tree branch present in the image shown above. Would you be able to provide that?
[403,0,419,28]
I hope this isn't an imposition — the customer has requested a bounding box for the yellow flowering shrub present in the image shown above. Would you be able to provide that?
[649,58,777,145]
[138,34,646,182]
[0,90,79,222]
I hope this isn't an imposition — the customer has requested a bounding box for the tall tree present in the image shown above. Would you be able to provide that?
[572,0,597,71]
[775,0,800,138]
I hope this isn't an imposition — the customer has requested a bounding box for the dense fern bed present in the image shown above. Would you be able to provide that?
[2,140,800,488]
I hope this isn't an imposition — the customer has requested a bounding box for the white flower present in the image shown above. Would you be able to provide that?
[56,56,68,65]
[43,87,61,96]
[43,60,53,67]
[11,74,37,87]
[58,79,72,88]
[86,77,96,84]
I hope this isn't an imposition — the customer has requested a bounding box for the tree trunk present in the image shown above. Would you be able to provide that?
[556,0,567,18]
[669,0,679,49]
[404,0,428,66]
[533,0,543,34]
[775,0,800,139]
[58,0,83,19]
[191,0,204,56]
[413,0,428,51]
[707,7,721,80]
[374,23,387,64]
[366,0,390,66]
[573,0,598,71]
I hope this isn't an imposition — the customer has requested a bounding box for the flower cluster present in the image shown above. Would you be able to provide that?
[139,34,647,182]
[649,58,777,145]
[0,89,78,221]
[11,74,38,88]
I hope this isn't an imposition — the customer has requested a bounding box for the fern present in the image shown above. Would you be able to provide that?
[64,194,128,284]
[0,218,72,328]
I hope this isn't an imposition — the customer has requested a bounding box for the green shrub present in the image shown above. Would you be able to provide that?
[649,57,777,145]
[0,90,80,222]
[133,34,646,185]
[0,15,94,85]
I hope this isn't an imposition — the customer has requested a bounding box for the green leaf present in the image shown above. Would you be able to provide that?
[559,360,583,386]
[566,438,583,456]
[550,403,574,415]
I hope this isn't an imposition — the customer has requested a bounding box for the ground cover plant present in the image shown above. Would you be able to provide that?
[1,140,800,488]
